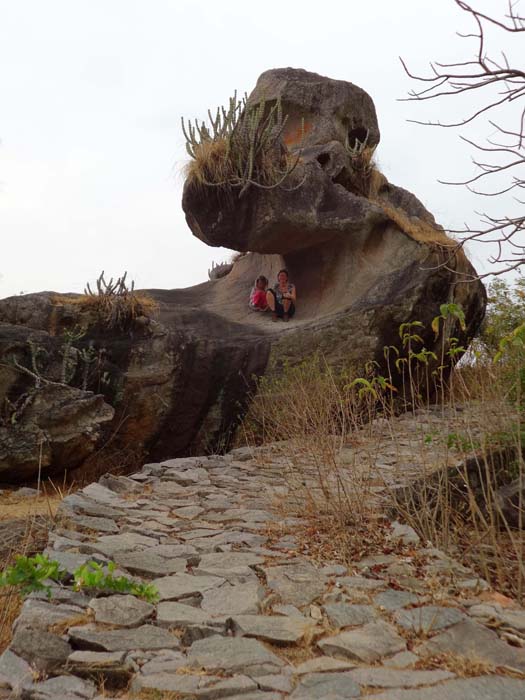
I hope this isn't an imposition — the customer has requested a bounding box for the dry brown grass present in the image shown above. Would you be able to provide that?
[52,292,158,330]
[0,587,22,653]
[0,481,67,652]
[376,201,459,249]
[185,137,232,187]
[368,167,389,198]
[0,489,63,521]
[0,513,54,652]
[69,442,146,488]
[416,651,525,678]
[133,691,186,700]
[49,611,93,635]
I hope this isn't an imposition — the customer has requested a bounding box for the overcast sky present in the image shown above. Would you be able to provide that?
[0,0,520,298]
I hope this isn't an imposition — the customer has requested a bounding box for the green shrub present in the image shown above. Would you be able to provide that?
[0,554,159,603]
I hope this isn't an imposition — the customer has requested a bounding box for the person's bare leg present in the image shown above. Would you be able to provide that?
[283,298,291,321]
[266,291,278,321]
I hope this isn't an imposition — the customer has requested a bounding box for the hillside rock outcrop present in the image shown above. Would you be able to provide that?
[0,68,486,482]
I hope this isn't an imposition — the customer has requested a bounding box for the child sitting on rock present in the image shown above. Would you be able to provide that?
[249,276,269,311]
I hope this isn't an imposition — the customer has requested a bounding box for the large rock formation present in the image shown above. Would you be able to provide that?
[0,68,486,482]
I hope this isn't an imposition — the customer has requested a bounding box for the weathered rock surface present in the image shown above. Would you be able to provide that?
[3,448,525,697]
[0,67,485,481]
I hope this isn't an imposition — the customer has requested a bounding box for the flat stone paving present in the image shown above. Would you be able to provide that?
[1,436,525,698]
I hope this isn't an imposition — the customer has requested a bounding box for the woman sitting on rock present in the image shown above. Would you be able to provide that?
[266,269,296,321]
[249,276,269,311]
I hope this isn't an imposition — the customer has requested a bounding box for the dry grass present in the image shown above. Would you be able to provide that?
[69,442,146,488]
[185,138,232,187]
[368,167,389,198]
[0,481,67,652]
[133,692,186,700]
[376,201,459,250]
[417,651,525,678]
[0,489,63,521]
[49,611,93,635]
[0,513,54,652]
[52,292,158,330]
[185,136,297,195]
[242,330,525,603]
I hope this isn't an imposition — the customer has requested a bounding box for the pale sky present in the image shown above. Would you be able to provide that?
[0,0,520,298]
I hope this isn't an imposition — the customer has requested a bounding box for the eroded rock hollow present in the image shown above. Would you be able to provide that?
[0,68,486,482]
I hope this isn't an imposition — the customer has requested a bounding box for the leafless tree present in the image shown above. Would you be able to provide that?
[401,0,525,278]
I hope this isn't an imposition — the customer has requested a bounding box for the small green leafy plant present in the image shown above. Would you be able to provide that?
[0,554,66,597]
[0,554,158,603]
[73,561,158,602]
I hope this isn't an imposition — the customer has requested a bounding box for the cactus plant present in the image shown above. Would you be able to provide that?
[182,92,304,197]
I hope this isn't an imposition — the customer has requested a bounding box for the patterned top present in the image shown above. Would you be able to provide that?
[273,282,295,304]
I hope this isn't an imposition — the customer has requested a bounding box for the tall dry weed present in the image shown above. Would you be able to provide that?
[242,313,525,602]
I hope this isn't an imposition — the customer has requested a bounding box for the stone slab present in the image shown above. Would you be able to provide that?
[231,614,315,643]
[89,594,154,628]
[318,620,406,663]
[370,676,525,700]
[290,671,360,698]
[187,636,284,675]
[153,573,225,601]
[68,624,180,652]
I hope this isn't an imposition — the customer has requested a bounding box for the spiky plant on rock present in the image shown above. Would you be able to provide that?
[182,92,304,197]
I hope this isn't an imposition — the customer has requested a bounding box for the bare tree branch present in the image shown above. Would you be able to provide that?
[401,0,525,277]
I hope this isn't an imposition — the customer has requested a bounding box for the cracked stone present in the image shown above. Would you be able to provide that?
[349,667,455,688]
[14,599,85,632]
[264,562,327,607]
[195,551,265,577]
[10,628,72,673]
[417,618,525,672]
[114,550,187,576]
[230,614,315,644]
[172,505,205,519]
[132,672,257,698]
[318,620,406,663]
[370,676,525,699]
[66,650,134,683]
[187,636,284,675]
[336,575,385,591]
[23,675,96,699]
[156,601,226,634]
[68,624,180,652]
[290,671,360,699]
[374,590,419,612]
[294,657,356,674]
[384,651,420,668]
[153,573,225,601]
[83,533,158,557]
[256,674,294,693]
[201,582,265,615]
[89,595,154,628]
[390,521,420,544]
[394,606,466,634]
[0,650,34,692]
[68,513,120,534]
[322,603,377,628]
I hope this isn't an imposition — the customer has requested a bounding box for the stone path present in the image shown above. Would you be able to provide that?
[1,442,525,699]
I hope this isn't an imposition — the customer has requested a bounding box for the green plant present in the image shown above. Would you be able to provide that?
[445,432,480,452]
[0,554,65,598]
[0,554,158,603]
[73,561,159,602]
[183,92,304,197]
[476,276,525,356]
